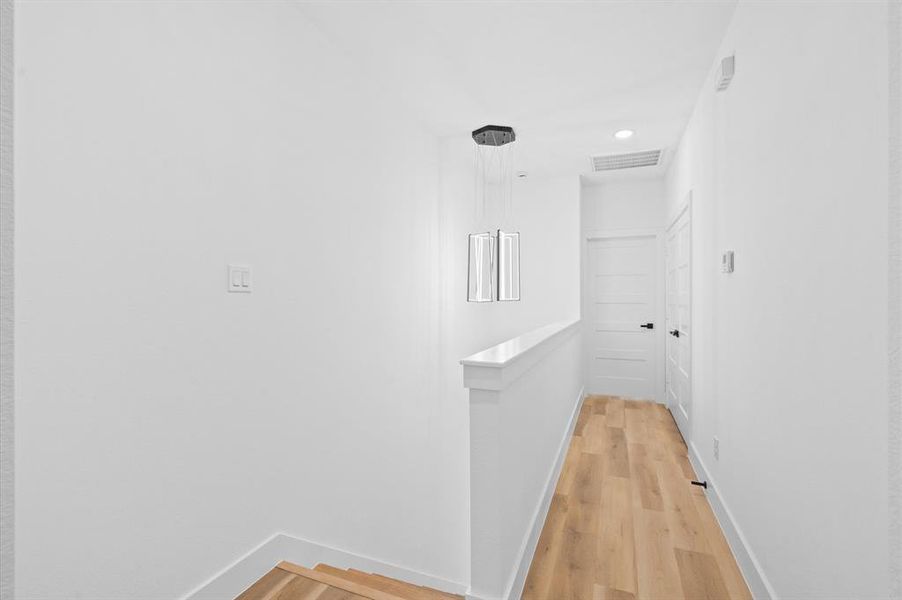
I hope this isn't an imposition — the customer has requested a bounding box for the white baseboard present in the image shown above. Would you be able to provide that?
[687,442,777,600]
[183,532,468,600]
[499,385,585,600]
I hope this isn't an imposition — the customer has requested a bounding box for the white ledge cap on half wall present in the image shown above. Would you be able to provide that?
[460,319,581,392]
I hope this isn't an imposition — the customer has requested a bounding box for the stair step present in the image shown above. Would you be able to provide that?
[314,565,408,598]
[351,570,462,600]
[347,570,430,600]
[313,564,461,600]
[277,561,405,600]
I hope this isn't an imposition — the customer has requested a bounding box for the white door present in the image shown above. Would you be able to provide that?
[666,207,691,438]
[586,236,657,399]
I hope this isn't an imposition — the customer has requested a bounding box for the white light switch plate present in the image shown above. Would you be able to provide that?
[227,265,252,293]
[720,251,734,273]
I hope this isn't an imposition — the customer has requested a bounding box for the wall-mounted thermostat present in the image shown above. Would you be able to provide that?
[227,264,252,293]
[721,251,734,274]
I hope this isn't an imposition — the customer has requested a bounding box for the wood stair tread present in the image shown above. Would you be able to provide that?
[347,570,432,600]
[277,561,406,600]
[314,564,461,600]
[314,566,405,598]
[349,569,461,600]
[235,566,363,600]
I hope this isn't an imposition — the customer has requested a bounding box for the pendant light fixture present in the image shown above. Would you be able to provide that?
[467,125,521,303]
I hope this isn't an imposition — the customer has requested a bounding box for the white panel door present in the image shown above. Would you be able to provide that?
[666,208,691,438]
[587,236,657,399]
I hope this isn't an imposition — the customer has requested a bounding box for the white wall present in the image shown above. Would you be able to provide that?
[581,178,665,234]
[14,2,461,598]
[14,4,584,599]
[665,1,890,596]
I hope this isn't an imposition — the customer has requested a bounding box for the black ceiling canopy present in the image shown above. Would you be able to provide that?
[472,125,516,147]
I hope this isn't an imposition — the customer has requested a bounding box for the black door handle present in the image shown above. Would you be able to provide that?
[640,323,654,329]
[670,329,680,338]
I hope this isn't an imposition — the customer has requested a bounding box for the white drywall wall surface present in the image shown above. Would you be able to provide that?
[14,3,586,598]
[14,2,463,598]
[665,1,891,596]
[581,178,665,233]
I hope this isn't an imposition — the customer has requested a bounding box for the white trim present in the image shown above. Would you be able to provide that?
[666,191,692,232]
[180,533,283,600]
[183,532,468,600]
[585,227,661,241]
[502,386,585,600]
[665,191,692,442]
[686,441,777,600]
[461,320,580,392]
[460,320,580,369]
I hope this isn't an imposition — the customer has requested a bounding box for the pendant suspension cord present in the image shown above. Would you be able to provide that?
[501,143,511,228]
[489,145,496,226]
[472,127,516,230]
[498,145,503,227]
[507,142,515,227]
[479,147,492,226]
[498,144,505,227]
[473,143,479,225]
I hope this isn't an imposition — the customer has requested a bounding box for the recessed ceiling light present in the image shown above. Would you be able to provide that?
[614,129,634,140]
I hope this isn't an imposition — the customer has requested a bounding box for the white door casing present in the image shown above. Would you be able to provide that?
[586,235,658,400]
[666,203,691,439]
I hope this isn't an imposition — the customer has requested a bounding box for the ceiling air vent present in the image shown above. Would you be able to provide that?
[591,149,663,172]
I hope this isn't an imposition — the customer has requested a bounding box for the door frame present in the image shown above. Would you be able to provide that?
[665,194,692,442]
[582,228,665,404]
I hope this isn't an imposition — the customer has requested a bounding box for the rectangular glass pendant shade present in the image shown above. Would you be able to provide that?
[467,232,495,302]
[498,230,521,301]
[467,230,521,302]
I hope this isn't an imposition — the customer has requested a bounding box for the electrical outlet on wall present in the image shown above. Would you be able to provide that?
[713,436,720,461]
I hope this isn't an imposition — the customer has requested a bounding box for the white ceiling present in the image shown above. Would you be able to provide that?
[296,1,737,178]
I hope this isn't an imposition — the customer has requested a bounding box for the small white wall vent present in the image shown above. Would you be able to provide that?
[591,149,662,172]
[716,55,735,91]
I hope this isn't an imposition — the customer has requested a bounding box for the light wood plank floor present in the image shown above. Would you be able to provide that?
[522,396,751,600]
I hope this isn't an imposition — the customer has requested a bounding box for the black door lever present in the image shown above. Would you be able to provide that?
[640,323,654,329]
[670,329,680,338]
